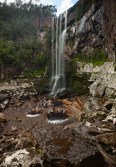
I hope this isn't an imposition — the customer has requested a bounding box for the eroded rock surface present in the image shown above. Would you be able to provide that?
[0,96,107,167]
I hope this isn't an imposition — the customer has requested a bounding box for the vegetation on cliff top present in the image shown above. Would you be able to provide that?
[0,0,56,77]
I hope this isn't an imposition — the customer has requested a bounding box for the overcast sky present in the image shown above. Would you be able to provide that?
[0,0,78,15]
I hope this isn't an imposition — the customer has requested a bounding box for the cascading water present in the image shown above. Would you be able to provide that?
[50,11,68,95]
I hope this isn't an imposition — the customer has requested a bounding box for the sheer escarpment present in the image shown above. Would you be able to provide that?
[103,0,116,60]
[65,0,115,60]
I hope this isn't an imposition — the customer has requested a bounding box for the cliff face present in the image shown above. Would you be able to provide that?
[35,0,116,60]
[35,16,52,41]
[103,0,116,60]
[65,0,116,60]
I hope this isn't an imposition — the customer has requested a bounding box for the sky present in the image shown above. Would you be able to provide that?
[0,0,79,15]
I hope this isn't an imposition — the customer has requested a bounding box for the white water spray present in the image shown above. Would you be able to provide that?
[50,11,68,95]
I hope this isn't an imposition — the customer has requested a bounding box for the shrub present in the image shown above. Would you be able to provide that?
[74,48,113,67]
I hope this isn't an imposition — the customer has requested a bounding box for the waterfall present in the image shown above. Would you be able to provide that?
[50,11,67,96]
[52,17,55,78]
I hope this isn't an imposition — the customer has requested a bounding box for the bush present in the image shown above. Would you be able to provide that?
[74,48,113,67]
[24,69,45,76]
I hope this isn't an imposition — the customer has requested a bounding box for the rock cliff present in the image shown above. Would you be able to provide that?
[103,0,116,60]
[65,0,116,60]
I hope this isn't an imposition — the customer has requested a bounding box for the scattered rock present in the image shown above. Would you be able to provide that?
[0,113,6,122]
[105,102,113,110]
[0,94,9,102]
[14,117,22,122]
[1,149,30,167]
[11,126,17,131]
[0,99,9,109]
[96,133,116,146]
[87,127,103,136]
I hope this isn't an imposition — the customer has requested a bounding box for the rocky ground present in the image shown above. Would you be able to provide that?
[0,92,115,167]
[0,62,116,167]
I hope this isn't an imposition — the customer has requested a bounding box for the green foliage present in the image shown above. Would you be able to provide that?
[74,48,113,67]
[0,38,48,70]
[74,52,89,63]
[24,69,45,76]
[0,0,57,75]
[0,40,15,65]
[33,53,48,67]
[68,40,74,48]
[75,3,84,22]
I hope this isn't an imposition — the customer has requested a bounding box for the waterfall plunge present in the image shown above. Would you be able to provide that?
[50,11,68,96]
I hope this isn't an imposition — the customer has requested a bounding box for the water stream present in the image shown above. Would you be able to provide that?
[50,11,68,95]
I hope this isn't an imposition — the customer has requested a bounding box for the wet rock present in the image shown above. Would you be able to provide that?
[47,108,68,122]
[96,133,116,146]
[79,152,105,167]
[105,102,113,111]
[0,94,8,102]
[0,105,2,112]
[87,127,103,136]
[0,113,6,122]
[0,99,9,109]
[57,89,73,98]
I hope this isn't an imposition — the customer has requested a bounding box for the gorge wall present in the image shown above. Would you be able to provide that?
[64,0,116,61]
[103,0,116,60]
[37,0,116,61]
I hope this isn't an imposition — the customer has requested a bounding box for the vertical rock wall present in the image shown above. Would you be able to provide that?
[66,0,104,58]
[65,0,116,60]
[103,0,116,60]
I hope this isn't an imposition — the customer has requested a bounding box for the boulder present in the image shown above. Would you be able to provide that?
[0,113,6,122]
[0,99,9,109]
[0,94,9,102]
[96,133,116,146]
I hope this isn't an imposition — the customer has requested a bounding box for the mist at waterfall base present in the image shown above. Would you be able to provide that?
[50,11,68,96]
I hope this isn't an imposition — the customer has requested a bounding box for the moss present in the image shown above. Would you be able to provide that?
[92,72,99,74]
[34,76,50,95]
[97,113,107,120]
[65,60,91,96]
[93,60,105,67]
[114,64,116,71]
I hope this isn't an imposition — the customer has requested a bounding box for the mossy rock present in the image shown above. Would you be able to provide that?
[65,60,91,96]
[34,76,51,95]
[97,113,107,120]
